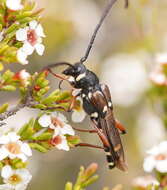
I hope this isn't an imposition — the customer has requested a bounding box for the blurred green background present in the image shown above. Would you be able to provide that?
[1,0,167,189]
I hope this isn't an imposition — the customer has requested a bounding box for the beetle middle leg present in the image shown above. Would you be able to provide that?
[75,143,104,150]
[72,127,97,133]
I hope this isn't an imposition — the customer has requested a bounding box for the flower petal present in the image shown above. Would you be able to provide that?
[22,42,34,55]
[16,169,32,182]
[0,136,10,144]
[159,141,167,153]
[35,24,45,37]
[61,124,75,136]
[29,20,38,30]
[72,110,86,123]
[53,127,61,137]
[38,114,52,128]
[58,113,67,123]
[56,136,69,151]
[16,28,27,41]
[7,132,20,142]
[0,184,12,190]
[156,160,167,173]
[34,43,45,56]
[21,143,32,157]
[17,49,28,65]
[1,165,13,179]
[143,156,156,172]
[0,147,9,160]
[6,0,23,11]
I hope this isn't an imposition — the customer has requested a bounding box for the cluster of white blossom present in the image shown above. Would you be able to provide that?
[38,111,81,151]
[0,132,32,190]
[16,20,45,65]
[143,141,167,173]
[0,0,88,189]
[0,108,85,189]
[5,0,45,65]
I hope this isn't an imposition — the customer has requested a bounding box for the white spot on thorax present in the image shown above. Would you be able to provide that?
[109,162,114,166]
[88,92,92,99]
[82,94,86,98]
[108,102,112,107]
[68,76,75,82]
[76,73,86,81]
[91,112,98,118]
[103,105,108,113]
[105,152,111,156]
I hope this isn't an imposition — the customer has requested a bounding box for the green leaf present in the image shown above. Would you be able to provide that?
[34,132,53,141]
[81,175,99,188]
[0,103,8,113]
[0,63,4,71]
[18,118,35,139]
[67,135,81,147]
[1,85,16,91]
[65,182,73,190]
[29,143,48,153]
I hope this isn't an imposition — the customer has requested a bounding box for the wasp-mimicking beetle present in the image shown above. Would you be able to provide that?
[43,0,128,171]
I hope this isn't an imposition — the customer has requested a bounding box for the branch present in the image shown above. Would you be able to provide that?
[0,103,26,121]
[0,78,36,122]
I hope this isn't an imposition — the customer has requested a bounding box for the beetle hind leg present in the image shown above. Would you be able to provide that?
[115,120,126,134]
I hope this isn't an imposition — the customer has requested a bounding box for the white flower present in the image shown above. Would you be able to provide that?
[72,97,86,123]
[132,176,159,189]
[16,20,45,64]
[143,141,167,173]
[38,112,75,136]
[101,52,149,106]
[0,132,32,162]
[51,133,69,151]
[19,70,30,80]
[149,70,166,85]
[0,165,32,190]
[38,114,52,128]
[13,70,30,87]
[149,53,167,85]
[156,53,167,64]
[17,48,28,65]
[6,0,23,11]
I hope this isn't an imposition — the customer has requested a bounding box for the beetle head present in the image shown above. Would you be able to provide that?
[62,62,86,77]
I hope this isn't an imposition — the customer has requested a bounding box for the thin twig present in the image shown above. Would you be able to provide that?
[0,103,26,121]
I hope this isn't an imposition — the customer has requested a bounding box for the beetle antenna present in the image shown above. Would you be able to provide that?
[42,62,74,71]
[80,0,128,64]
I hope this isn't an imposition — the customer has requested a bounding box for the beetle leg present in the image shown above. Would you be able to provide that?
[72,127,97,133]
[115,120,126,134]
[91,119,110,148]
[75,143,104,150]
[47,68,68,80]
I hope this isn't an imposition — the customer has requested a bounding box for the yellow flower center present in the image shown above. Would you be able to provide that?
[9,174,22,185]
[5,143,21,155]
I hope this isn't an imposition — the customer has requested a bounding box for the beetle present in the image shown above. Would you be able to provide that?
[43,0,128,171]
